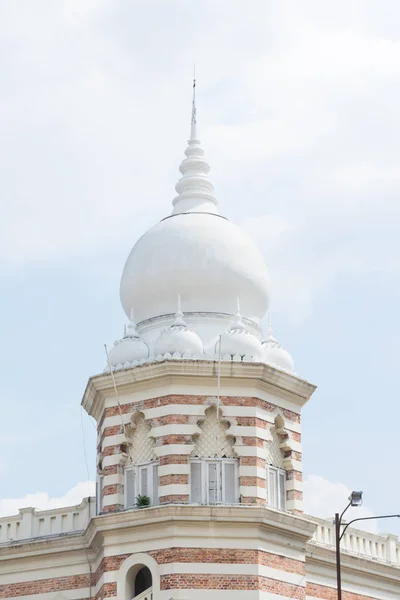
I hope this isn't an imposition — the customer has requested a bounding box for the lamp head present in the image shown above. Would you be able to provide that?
[349,491,363,507]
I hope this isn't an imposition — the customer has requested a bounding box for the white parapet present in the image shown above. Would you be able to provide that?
[0,497,95,544]
[308,514,400,564]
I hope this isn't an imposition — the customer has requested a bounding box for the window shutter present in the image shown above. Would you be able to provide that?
[279,471,286,511]
[152,463,159,505]
[125,468,135,507]
[208,462,219,503]
[223,462,237,504]
[268,467,277,508]
[190,462,202,503]
[140,465,149,497]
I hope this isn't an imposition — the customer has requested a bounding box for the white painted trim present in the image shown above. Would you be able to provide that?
[286,499,303,511]
[229,426,273,441]
[240,486,266,499]
[286,478,302,492]
[116,552,160,600]
[238,466,266,479]
[102,493,120,506]
[154,444,194,457]
[234,446,267,458]
[101,433,126,450]
[102,473,123,486]
[158,464,190,477]
[102,455,122,467]
[288,459,303,472]
[150,424,201,437]
[101,405,302,434]
[158,484,189,496]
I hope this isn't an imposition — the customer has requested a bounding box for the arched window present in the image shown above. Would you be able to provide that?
[117,553,159,600]
[190,405,239,504]
[134,566,152,598]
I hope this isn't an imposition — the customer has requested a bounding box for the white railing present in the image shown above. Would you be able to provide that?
[309,515,400,564]
[133,588,153,600]
[0,499,399,567]
[0,497,95,544]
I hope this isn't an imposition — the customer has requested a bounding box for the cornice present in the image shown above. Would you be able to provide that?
[307,541,400,581]
[0,505,316,560]
[81,359,317,420]
[85,504,317,548]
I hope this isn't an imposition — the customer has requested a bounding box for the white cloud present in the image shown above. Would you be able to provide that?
[0,481,95,517]
[304,475,377,533]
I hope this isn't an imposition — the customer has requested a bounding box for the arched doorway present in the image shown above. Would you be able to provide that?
[134,566,152,596]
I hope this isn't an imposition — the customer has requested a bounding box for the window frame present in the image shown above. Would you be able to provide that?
[266,464,286,510]
[124,461,159,509]
[190,458,239,505]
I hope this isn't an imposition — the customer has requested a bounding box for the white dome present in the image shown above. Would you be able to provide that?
[155,328,203,357]
[263,328,294,373]
[154,301,204,357]
[120,213,270,325]
[107,320,149,368]
[219,312,263,360]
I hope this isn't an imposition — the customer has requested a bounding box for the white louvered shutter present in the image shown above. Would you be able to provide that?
[190,462,202,503]
[125,468,135,507]
[279,471,286,511]
[268,467,277,508]
[223,461,237,504]
[208,462,219,503]
[140,465,149,497]
[152,463,159,505]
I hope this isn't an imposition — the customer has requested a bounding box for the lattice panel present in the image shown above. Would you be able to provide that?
[130,415,156,464]
[192,407,235,458]
[265,427,283,468]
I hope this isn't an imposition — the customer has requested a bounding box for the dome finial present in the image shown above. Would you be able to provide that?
[191,66,197,140]
[171,77,219,216]
[262,313,294,373]
[172,294,186,328]
[231,297,246,332]
[125,308,140,339]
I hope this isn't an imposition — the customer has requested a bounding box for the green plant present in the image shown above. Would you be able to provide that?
[136,494,151,508]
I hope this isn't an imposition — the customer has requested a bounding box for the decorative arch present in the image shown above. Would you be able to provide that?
[265,413,295,469]
[124,410,156,465]
[116,552,160,600]
[192,404,236,458]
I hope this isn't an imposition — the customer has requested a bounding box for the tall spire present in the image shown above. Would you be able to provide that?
[191,70,197,140]
[171,77,219,216]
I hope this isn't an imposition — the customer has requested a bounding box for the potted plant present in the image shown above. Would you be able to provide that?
[136,494,151,508]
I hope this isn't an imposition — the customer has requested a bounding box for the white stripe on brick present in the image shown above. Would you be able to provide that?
[238,466,266,479]
[158,484,189,496]
[158,464,190,477]
[154,444,194,457]
[230,426,273,441]
[240,486,266,499]
[150,424,201,438]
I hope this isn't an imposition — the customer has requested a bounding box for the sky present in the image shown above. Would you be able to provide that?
[0,0,400,536]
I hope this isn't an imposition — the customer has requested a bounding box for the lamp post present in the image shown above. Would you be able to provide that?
[335,491,400,600]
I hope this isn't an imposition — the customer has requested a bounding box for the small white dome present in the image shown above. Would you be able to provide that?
[154,301,204,357]
[263,327,294,373]
[108,318,149,368]
[219,311,263,360]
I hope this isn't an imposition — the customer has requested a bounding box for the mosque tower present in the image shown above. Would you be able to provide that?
[82,81,316,599]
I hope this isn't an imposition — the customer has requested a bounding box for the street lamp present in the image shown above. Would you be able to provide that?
[335,491,400,600]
